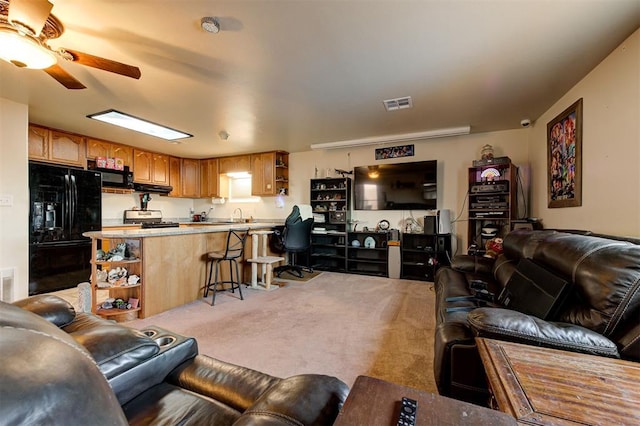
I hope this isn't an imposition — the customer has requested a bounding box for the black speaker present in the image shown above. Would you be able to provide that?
[436,236,451,253]
[424,216,437,235]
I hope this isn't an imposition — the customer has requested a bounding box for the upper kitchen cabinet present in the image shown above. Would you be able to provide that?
[251,151,288,196]
[133,149,170,185]
[168,156,182,197]
[86,138,133,169]
[200,158,219,197]
[181,158,201,198]
[28,125,86,168]
[218,155,251,175]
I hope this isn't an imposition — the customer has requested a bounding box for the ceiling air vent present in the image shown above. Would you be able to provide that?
[383,96,413,111]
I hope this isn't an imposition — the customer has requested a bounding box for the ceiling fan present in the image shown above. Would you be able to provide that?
[0,0,141,89]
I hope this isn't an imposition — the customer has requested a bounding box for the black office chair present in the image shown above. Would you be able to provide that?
[273,210,314,279]
[203,228,249,305]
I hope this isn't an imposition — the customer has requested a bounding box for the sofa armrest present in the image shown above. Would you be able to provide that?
[467,307,620,358]
[235,375,349,426]
[12,294,76,327]
[450,255,494,275]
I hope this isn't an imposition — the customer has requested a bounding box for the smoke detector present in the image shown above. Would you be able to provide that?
[201,17,220,34]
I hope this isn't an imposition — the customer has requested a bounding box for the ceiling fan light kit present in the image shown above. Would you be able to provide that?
[0,26,56,68]
[1,0,141,89]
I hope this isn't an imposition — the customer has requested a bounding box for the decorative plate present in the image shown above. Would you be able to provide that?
[377,219,390,231]
[364,236,376,248]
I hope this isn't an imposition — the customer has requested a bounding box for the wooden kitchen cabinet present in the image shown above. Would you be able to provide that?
[251,151,288,196]
[200,158,219,197]
[28,124,86,167]
[181,158,201,198]
[168,156,182,197]
[219,155,251,174]
[87,138,134,168]
[133,149,170,185]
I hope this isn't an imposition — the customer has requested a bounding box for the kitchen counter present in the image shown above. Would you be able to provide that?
[87,222,281,238]
[84,223,282,318]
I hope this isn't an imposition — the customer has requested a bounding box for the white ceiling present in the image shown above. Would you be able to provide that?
[1,0,639,158]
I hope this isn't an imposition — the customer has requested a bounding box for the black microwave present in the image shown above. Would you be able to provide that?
[98,167,134,189]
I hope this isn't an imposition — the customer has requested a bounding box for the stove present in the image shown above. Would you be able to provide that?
[123,210,180,228]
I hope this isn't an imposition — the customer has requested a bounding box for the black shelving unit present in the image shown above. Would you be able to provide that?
[401,233,451,281]
[347,231,388,277]
[310,178,351,272]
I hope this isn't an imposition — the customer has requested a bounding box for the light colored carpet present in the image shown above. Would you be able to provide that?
[127,271,437,393]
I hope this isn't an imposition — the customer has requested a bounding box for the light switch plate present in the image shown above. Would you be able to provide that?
[0,194,13,207]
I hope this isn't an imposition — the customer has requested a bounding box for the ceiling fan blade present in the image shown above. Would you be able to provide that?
[8,0,53,37]
[62,49,141,80]
[44,64,86,90]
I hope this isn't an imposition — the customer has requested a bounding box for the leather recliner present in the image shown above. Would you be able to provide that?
[1,295,348,425]
[433,229,640,406]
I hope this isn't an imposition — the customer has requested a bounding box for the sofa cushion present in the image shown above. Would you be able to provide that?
[468,307,620,358]
[0,301,128,425]
[12,294,76,327]
[64,312,160,379]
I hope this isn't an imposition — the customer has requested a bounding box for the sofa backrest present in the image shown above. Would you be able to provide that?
[0,301,128,425]
[500,230,640,340]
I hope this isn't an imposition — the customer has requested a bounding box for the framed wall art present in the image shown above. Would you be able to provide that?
[375,144,414,160]
[547,98,582,208]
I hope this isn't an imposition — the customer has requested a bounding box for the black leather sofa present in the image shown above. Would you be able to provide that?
[434,229,640,406]
[1,294,348,425]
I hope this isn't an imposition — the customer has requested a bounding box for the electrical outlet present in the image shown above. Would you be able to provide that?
[0,194,13,207]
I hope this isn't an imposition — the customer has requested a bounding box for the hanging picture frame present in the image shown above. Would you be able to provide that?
[375,144,414,160]
[547,98,583,208]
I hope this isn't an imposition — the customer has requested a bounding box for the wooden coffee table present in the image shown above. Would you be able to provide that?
[476,338,640,425]
[333,375,516,425]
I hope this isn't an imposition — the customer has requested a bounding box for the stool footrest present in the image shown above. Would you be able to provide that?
[247,256,285,264]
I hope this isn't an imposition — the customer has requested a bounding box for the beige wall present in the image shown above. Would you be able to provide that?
[528,29,639,236]
[290,129,530,253]
[0,98,29,301]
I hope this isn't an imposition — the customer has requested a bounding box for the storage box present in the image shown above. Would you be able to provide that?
[114,158,124,170]
[96,156,108,168]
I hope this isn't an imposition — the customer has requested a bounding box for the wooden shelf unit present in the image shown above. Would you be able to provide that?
[467,159,518,251]
[90,237,144,322]
[310,178,351,272]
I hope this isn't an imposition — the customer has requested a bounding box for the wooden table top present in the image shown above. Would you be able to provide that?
[333,375,516,425]
[476,338,640,425]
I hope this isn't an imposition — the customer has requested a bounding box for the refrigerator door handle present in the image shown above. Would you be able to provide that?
[64,174,70,229]
[70,174,77,227]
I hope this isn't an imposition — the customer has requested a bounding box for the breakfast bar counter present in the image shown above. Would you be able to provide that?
[84,223,280,319]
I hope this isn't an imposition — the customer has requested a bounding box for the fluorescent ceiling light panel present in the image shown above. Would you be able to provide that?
[310,126,471,150]
[87,109,192,141]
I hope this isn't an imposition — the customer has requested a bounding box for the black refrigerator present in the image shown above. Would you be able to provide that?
[29,162,102,295]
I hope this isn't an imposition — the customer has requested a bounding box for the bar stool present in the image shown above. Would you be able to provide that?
[203,228,249,306]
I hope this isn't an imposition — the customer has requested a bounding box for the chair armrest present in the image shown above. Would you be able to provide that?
[235,375,349,426]
[12,294,76,327]
[450,255,494,275]
[467,307,620,358]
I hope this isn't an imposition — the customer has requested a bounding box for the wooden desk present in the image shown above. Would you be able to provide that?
[476,338,640,425]
[334,375,516,425]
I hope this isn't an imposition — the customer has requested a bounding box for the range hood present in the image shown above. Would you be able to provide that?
[133,182,173,194]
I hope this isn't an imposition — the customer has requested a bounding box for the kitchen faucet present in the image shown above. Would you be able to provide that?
[233,208,243,222]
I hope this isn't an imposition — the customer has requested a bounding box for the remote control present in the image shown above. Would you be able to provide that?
[397,396,417,426]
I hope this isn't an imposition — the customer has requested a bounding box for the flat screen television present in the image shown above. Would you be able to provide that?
[354,160,437,210]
